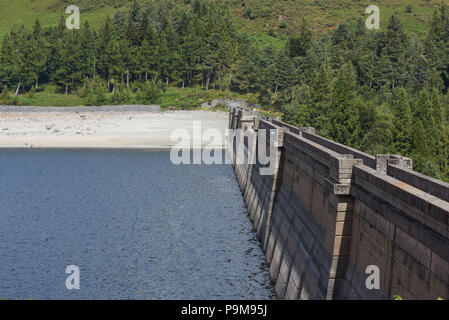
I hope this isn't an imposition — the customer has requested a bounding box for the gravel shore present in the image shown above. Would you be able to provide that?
[0,107,228,149]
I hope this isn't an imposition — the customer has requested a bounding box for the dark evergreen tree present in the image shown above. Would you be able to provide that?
[392,88,413,154]
[329,65,361,147]
[129,0,143,25]
[288,18,312,57]
[80,21,97,79]
[112,10,126,35]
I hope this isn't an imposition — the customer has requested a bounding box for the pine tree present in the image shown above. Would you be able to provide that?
[258,44,277,94]
[288,18,312,57]
[360,113,394,154]
[276,48,294,93]
[129,0,142,25]
[163,22,181,86]
[392,88,413,154]
[385,14,408,88]
[12,25,31,95]
[0,33,15,89]
[329,64,361,147]
[431,89,448,173]
[412,120,428,162]
[112,10,126,35]
[107,40,123,92]
[297,63,333,136]
[414,89,436,154]
[138,12,154,44]
[29,19,48,89]
[46,16,66,84]
[156,33,170,85]
[81,21,97,79]
[119,38,136,88]
[357,52,375,88]
[55,31,83,94]
[374,48,394,89]
[180,16,203,88]
[97,17,115,82]
[124,14,138,45]
[231,42,260,93]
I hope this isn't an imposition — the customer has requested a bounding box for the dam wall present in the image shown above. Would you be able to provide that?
[228,107,449,300]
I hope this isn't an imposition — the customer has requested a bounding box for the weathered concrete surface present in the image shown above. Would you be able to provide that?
[229,107,449,300]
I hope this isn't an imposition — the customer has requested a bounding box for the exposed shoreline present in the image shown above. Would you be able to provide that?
[0,105,162,113]
[0,107,229,149]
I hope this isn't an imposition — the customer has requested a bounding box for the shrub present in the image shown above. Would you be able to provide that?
[121,87,130,103]
[79,78,89,98]
[0,89,9,104]
[179,100,197,110]
[96,86,106,105]
[112,87,122,104]
[214,102,227,111]
[26,87,36,99]
[279,21,287,29]
[0,89,19,105]
[247,94,259,106]
[139,81,162,104]
[86,89,97,106]
[136,88,143,102]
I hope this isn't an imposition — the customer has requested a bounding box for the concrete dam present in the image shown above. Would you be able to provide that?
[228,107,449,300]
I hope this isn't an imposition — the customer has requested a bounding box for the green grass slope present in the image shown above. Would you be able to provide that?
[0,0,126,39]
[233,0,441,38]
[0,0,444,41]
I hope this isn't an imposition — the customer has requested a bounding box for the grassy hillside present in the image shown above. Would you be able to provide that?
[0,0,444,42]
[232,0,441,38]
[0,0,121,40]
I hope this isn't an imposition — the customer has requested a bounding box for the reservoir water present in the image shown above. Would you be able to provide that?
[0,149,274,299]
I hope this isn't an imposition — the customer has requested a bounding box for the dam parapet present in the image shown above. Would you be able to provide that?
[228,107,449,300]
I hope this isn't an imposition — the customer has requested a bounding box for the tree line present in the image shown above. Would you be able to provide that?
[0,0,239,101]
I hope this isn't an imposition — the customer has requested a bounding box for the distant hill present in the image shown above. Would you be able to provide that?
[0,0,443,42]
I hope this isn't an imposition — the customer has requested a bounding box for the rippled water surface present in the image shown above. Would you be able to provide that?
[0,149,274,299]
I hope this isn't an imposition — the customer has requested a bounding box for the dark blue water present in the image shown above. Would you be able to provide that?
[0,149,274,299]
